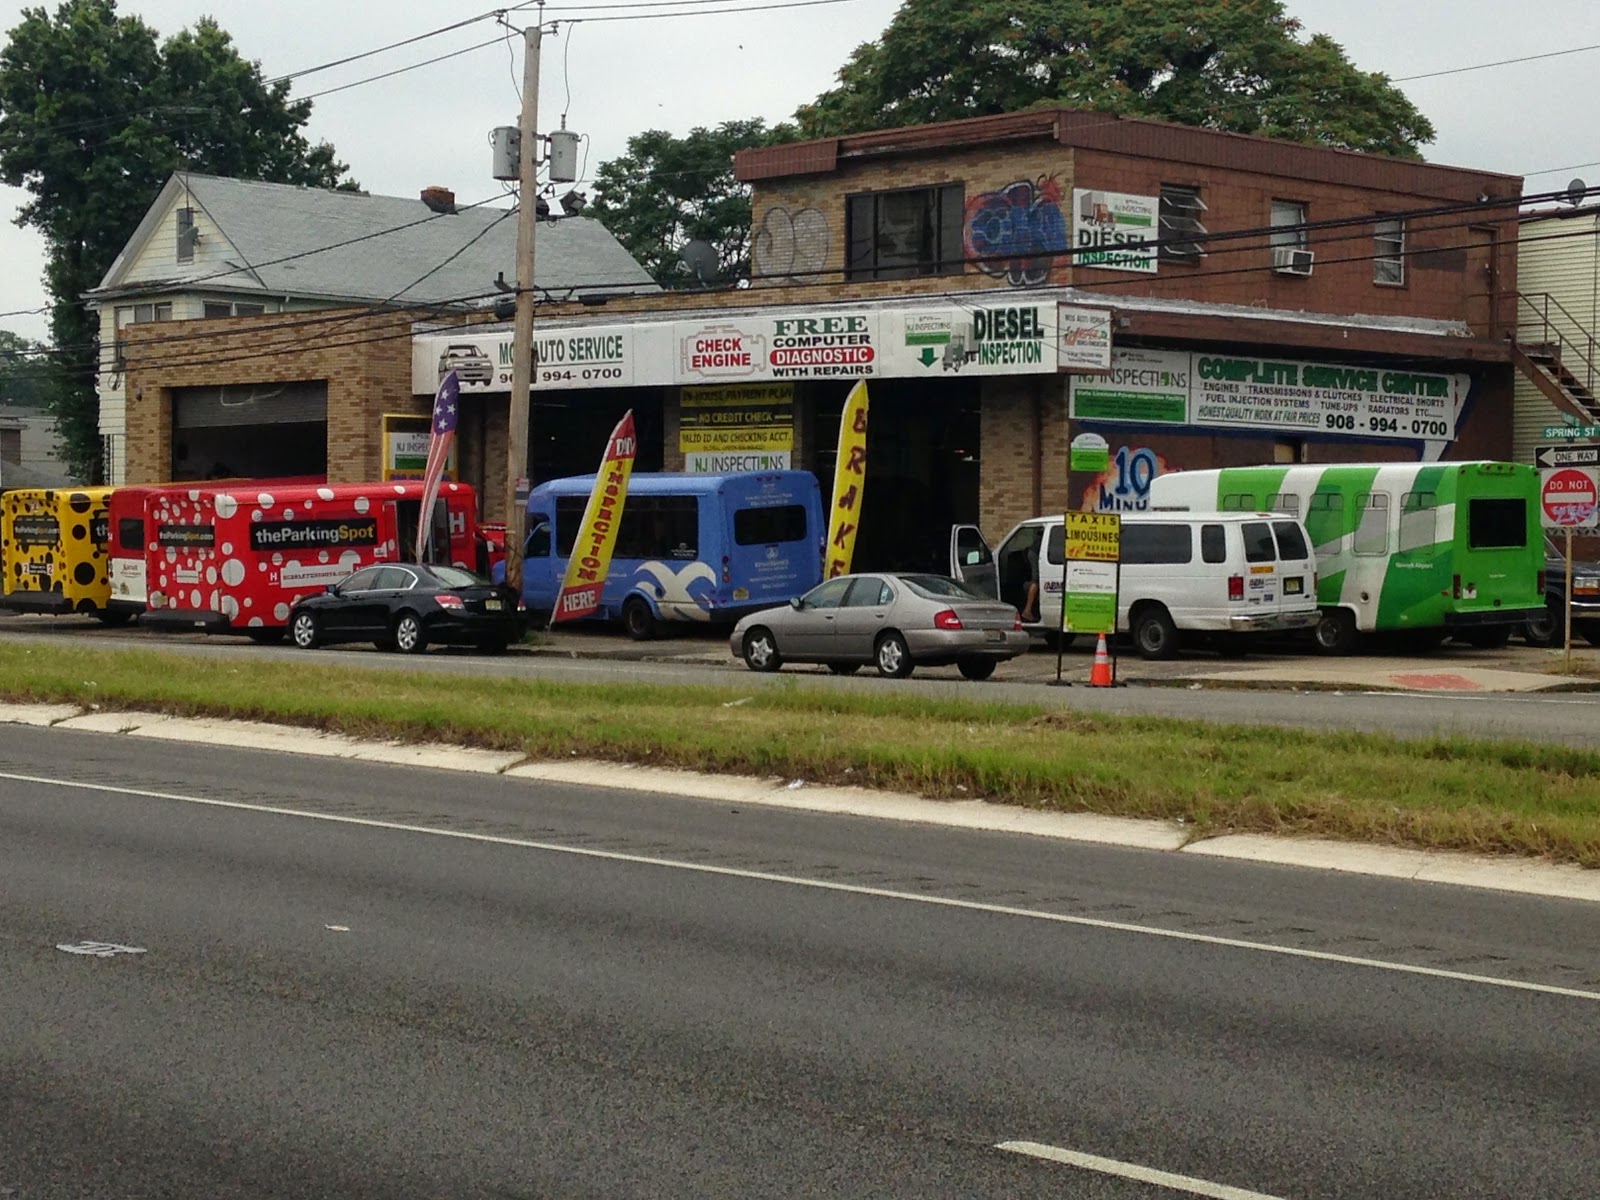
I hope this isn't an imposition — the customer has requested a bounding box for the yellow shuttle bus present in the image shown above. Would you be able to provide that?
[0,486,121,621]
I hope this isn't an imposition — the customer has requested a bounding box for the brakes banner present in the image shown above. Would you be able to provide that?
[553,410,638,623]
[825,380,870,579]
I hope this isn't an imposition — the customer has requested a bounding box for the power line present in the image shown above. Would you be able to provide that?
[1394,42,1600,83]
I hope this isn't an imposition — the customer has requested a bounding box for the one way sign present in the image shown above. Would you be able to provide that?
[1535,443,1600,468]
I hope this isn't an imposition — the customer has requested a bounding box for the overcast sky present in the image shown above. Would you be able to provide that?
[2,0,1597,343]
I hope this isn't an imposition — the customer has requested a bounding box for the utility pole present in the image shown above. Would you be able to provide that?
[504,20,541,594]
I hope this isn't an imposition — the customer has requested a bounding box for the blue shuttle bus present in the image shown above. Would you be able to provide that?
[514,470,826,638]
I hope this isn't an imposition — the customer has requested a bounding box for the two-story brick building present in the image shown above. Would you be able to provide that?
[122,110,1537,568]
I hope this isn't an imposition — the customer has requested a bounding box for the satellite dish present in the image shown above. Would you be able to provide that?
[679,239,718,286]
[1566,178,1589,207]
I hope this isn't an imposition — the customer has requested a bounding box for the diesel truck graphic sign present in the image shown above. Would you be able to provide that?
[249,519,379,551]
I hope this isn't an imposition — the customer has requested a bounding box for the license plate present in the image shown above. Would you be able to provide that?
[484,599,502,611]
[985,629,1004,643]
[1285,577,1303,594]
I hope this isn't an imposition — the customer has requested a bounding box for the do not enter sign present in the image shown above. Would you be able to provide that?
[1541,466,1600,528]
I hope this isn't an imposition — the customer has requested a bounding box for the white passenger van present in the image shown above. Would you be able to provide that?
[949,512,1320,659]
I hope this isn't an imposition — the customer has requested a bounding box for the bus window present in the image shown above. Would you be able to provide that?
[1354,493,1389,556]
[1264,492,1299,516]
[734,504,806,545]
[1220,492,1254,511]
[1469,498,1527,549]
[556,494,699,561]
[1400,491,1437,550]
[525,514,551,558]
[118,518,144,550]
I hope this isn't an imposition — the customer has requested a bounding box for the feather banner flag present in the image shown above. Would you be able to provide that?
[825,379,869,579]
[553,409,638,623]
[414,369,460,562]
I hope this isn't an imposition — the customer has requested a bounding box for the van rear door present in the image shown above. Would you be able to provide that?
[1239,520,1282,615]
[949,525,998,597]
[1269,518,1317,617]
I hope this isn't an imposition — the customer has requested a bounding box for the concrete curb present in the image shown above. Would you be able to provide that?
[5,701,1598,905]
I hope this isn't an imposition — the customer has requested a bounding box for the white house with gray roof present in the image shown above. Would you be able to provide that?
[86,172,656,484]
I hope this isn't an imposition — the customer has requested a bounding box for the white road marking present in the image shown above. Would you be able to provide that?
[56,941,147,958]
[5,768,1599,1004]
[997,1141,1287,1200]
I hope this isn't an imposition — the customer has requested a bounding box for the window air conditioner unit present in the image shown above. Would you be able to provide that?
[1272,246,1314,276]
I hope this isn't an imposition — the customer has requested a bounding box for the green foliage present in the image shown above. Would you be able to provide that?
[795,0,1434,158]
[0,329,49,407]
[590,119,794,289]
[0,0,357,482]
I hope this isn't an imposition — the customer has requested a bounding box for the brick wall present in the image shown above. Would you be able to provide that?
[123,308,423,486]
[746,136,1518,332]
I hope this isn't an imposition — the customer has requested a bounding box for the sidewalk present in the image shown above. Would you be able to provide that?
[528,626,1600,694]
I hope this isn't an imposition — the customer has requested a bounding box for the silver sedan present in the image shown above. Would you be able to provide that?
[729,572,1030,680]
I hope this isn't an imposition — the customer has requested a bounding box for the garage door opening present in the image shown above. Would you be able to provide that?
[171,382,328,481]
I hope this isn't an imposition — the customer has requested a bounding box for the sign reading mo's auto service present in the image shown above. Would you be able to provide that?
[676,313,881,383]
[680,383,794,474]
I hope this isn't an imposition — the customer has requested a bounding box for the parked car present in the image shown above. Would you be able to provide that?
[729,572,1029,679]
[437,343,495,385]
[1524,535,1600,646]
[287,563,525,654]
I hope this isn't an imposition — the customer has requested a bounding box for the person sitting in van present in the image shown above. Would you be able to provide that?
[1000,524,1043,622]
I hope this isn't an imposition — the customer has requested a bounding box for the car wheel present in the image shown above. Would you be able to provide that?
[741,627,782,672]
[1131,605,1179,661]
[825,661,861,676]
[246,627,286,646]
[875,631,914,679]
[1042,631,1077,652]
[393,612,427,655]
[957,657,996,681]
[1523,605,1560,648]
[94,609,133,627]
[622,596,656,641]
[1580,621,1600,648]
[289,610,320,650]
[1312,608,1359,656]
[1464,625,1512,651]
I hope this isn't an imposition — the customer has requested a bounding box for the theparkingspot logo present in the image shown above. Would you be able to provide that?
[249,519,378,551]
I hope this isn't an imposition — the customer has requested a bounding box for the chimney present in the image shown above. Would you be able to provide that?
[420,186,456,214]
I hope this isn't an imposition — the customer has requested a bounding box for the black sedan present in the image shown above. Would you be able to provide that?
[288,563,525,654]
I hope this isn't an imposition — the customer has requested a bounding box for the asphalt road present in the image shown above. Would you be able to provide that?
[5,619,1600,747]
[3,725,1599,1198]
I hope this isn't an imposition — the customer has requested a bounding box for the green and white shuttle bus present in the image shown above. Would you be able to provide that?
[1147,462,1544,653]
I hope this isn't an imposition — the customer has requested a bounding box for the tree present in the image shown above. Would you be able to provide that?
[0,0,355,482]
[0,330,49,407]
[795,0,1434,158]
[590,119,791,289]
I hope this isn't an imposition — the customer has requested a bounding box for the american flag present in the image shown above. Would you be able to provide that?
[414,370,460,562]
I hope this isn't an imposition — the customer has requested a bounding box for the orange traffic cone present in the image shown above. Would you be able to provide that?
[1088,632,1114,687]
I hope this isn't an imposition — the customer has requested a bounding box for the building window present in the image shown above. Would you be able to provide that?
[1374,217,1405,286]
[1158,184,1207,262]
[176,206,197,263]
[203,301,267,319]
[846,184,964,281]
[113,302,173,370]
[1270,200,1307,249]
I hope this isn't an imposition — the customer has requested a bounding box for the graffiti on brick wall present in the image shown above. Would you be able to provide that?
[964,178,1069,287]
[1079,445,1170,513]
[753,205,830,283]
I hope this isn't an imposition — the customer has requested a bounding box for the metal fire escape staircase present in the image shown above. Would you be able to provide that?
[1509,292,1600,425]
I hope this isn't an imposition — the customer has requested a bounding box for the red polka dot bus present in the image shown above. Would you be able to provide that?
[138,481,482,642]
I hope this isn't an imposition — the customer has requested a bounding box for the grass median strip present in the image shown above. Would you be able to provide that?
[3,642,1599,866]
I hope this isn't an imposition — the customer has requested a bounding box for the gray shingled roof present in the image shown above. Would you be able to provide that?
[92,173,657,305]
